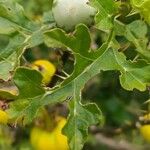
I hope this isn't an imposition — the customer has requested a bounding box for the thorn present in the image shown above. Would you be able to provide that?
[55,74,66,80]
[133,55,139,62]
[61,70,70,77]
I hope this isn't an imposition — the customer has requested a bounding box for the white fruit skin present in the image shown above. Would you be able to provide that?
[52,0,96,31]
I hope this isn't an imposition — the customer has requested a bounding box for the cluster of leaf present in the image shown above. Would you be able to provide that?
[0,0,150,150]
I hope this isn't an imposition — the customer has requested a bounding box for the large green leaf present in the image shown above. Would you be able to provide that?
[0,1,149,150]
[7,68,73,124]
[6,23,150,150]
[95,48,150,91]
[7,47,150,149]
[0,0,53,81]
[6,68,45,123]
[44,24,113,86]
[0,0,34,81]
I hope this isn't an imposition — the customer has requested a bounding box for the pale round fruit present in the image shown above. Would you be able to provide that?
[52,0,96,31]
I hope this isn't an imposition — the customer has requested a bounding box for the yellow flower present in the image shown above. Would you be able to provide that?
[31,60,56,85]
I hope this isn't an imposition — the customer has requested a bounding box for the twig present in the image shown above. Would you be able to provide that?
[94,133,142,150]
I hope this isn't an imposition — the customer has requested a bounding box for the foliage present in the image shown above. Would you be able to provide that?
[0,0,150,150]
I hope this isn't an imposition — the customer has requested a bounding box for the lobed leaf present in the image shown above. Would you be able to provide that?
[90,0,117,31]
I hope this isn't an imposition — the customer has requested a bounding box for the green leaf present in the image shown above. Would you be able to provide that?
[91,0,117,31]
[44,24,93,59]
[0,0,39,33]
[97,48,150,91]
[127,20,148,38]
[0,61,12,81]
[7,95,44,124]
[114,20,150,61]
[7,68,73,124]
[0,0,42,81]
[6,67,45,123]
[6,42,150,150]
[14,67,45,99]
[0,34,27,81]
[63,101,102,150]
[43,10,55,24]
[44,24,113,87]
[0,17,17,34]
[119,60,150,91]
[0,0,55,81]
[28,30,44,48]
[44,24,96,87]
[6,24,150,150]
[43,24,149,149]
[131,0,150,25]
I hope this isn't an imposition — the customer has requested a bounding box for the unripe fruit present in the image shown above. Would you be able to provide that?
[30,127,56,150]
[31,60,56,85]
[30,117,68,150]
[52,0,96,31]
[53,117,68,150]
[140,125,150,142]
[0,109,9,124]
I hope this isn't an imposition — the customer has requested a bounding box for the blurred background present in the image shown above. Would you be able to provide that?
[0,0,150,150]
